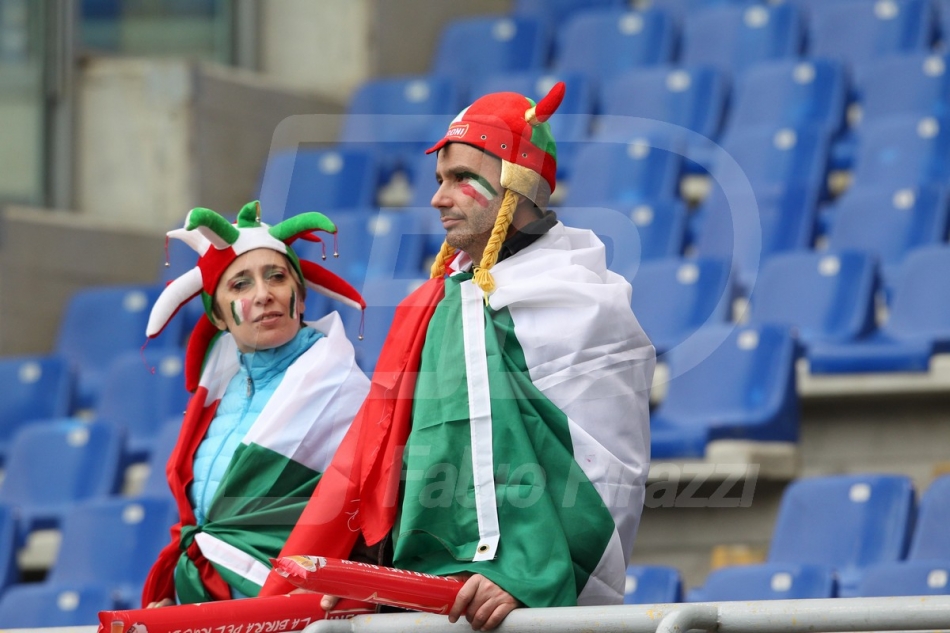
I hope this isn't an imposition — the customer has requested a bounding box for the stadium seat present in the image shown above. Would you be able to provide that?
[297,208,429,292]
[748,250,879,352]
[342,277,429,374]
[767,473,916,596]
[257,147,381,220]
[558,199,687,272]
[627,257,732,356]
[595,64,728,145]
[850,114,950,190]
[724,58,848,138]
[431,15,550,85]
[647,0,759,24]
[339,74,464,173]
[938,0,950,48]
[907,474,950,560]
[0,419,124,534]
[856,53,950,126]
[96,348,189,463]
[468,70,594,179]
[0,582,116,627]
[561,136,684,208]
[623,565,683,604]
[54,283,168,412]
[688,563,837,601]
[809,246,950,373]
[139,417,181,501]
[0,504,19,597]
[857,560,950,596]
[824,184,950,289]
[0,354,72,463]
[513,0,626,30]
[552,7,675,85]
[679,3,803,77]
[650,324,799,459]
[47,496,177,608]
[807,0,936,71]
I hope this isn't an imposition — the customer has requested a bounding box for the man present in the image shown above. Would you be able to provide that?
[261,82,655,630]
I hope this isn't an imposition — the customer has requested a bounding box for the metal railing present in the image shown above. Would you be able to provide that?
[302,596,950,633]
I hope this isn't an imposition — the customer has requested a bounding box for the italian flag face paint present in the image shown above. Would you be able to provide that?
[459,172,498,207]
[230,299,251,325]
[289,289,298,320]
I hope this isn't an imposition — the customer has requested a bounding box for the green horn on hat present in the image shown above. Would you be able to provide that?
[269,211,337,243]
[186,207,241,247]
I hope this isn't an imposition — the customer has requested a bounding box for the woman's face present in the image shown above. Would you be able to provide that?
[212,249,303,353]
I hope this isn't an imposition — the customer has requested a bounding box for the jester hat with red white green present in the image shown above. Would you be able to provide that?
[426,80,564,208]
[147,201,365,388]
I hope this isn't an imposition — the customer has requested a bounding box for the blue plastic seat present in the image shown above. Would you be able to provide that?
[850,114,950,190]
[340,74,464,172]
[468,70,594,179]
[0,504,18,597]
[0,354,72,462]
[54,283,169,412]
[688,563,837,601]
[552,8,675,85]
[595,64,728,145]
[767,473,915,596]
[857,53,950,125]
[680,3,803,77]
[0,582,116,627]
[257,147,381,220]
[47,496,176,608]
[857,560,950,596]
[139,417,181,501]
[650,324,799,459]
[342,277,430,374]
[297,208,429,293]
[432,15,550,84]
[908,475,950,561]
[724,58,848,138]
[623,565,683,604]
[938,0,950,48]
[824,184,950,289]
[513,0,626,29]
[809,246,950,373]
[561,134,683,208]
[748,251,878,352]
[0,419,124,534]
[96,348,189,463]
[558,200,687,272]
[628,257,732,356]
[807,0,935,70]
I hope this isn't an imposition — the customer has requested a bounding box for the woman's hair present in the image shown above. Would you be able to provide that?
[211,252,307,324]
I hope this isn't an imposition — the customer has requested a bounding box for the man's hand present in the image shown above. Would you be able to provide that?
[146,598,174,608]
[448,573,520,631]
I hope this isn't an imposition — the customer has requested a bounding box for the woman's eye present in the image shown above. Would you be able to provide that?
[231,279,251,292]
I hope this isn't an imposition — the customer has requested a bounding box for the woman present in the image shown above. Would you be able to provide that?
[141,201,369,606]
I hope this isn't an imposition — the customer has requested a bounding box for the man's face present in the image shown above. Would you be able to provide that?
[431,143,504,261]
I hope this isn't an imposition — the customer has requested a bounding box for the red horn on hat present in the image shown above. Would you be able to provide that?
[525,81,566,126]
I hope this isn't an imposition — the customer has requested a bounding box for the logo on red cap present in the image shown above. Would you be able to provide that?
[446,123,469,139]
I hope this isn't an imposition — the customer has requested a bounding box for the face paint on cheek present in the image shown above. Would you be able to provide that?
[230,299,251,325]
[289,289,297,320]
[459,172,498,208]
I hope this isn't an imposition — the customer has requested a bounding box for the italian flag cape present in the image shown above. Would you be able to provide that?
[261,223,655,607]
[142,311,370,606]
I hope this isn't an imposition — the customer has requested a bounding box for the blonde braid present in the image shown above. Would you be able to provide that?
[473,188,518,295]
[430,241,456,278]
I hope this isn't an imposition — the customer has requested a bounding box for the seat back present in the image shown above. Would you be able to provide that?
[851,114,950,190]
[857,560,950,596]
[97,348,189,462]
[0,582,116,627]
[691,563,837,601]
[432,15,550,82]
[55,284,167,411]
[726,57,847,136]
[623,565,683,604]
[884,246,950,341]
[859,52,950,125]
[0,420,124,530]
[553,8,675,84]
[0,354,72,453]
[597,64,728,141]
[909,474,950,560]
[749,250,878,345]
[768,473,916,569]
[808,0,935,69]
[680,4,803,76]
[628,257,732,355]
[0,504,18,595]
[258,147,381,219]
[140,417,182,501]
